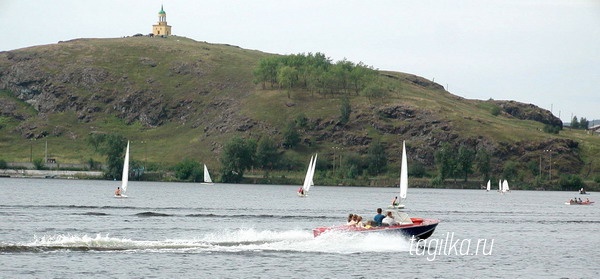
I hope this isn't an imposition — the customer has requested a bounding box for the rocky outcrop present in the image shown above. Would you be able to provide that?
[493,100,563,127]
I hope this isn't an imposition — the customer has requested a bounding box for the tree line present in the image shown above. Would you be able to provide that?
[570,116,590,130]
[253,52,387,101]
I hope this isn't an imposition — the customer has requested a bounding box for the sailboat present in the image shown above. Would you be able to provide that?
[486,180,491,192]
[298,154,317,197]
[502,180,510,193]
[391,141,408,209]
[115,141,129,198]
[498,180,502,192]
[201,164,214,185]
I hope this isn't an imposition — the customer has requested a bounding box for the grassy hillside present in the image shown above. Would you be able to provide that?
[0,36,599,189]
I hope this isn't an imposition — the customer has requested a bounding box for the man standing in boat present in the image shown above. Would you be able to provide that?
[115,187,122,196]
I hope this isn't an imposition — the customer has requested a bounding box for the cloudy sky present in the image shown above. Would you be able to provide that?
[2,0,599,122]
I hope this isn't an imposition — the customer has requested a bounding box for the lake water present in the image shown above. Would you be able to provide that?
[0,178,598,278]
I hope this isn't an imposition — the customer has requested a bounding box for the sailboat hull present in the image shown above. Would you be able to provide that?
[313,218,439,239]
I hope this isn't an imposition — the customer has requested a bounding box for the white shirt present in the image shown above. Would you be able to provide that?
[382,216,397,226]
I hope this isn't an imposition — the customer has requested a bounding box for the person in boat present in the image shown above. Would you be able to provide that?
[373,208,385,226]
[298,187,304,195]
[364,220,373,229]
[585,198,590,203]
[391,196,399,206]
[382,211,398,226]
[347,214,357,226]
[355,215,365,228]
[114,187,122,196]
[580,188,586,194]
[578,198,583,203]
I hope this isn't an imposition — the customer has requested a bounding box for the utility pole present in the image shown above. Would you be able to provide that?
[44,140,48,163]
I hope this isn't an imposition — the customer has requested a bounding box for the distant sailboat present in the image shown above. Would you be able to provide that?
[391,141,408,209]
[298,154,317,197]
[115,141,129,198]
[498,180,502,192]
[486,180,491,192]
[202,164,214,185]
[502,180,510,193]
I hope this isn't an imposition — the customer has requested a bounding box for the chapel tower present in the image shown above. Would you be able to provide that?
[152,5,172,36]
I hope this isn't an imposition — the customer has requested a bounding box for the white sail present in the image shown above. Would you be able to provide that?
[310,153,318,187]
[300,154,317,195]
[499,180,501,192]
[121,141,130,194]
[486,180,491,191]
[399,141,408,200]
[203,164,213,183]
[502,180,510,193]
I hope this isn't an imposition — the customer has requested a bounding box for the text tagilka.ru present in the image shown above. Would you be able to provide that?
[409,232,494,261]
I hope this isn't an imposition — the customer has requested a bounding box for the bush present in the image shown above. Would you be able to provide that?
[33,158,45,170]
[431,176,443,187]
[0,159,6,169]
[558,174,584,191]
[490,106,501,116]
[543,124,560,134]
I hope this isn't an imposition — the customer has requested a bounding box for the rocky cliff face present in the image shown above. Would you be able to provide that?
[494,100,562,127]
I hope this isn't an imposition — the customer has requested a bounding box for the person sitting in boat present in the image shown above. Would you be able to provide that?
[347,214,357,226]
[382,211,398,226]
[298,187,304,195]
[114,187,122,196]
[578,198,583,204]
[391,196,399,207]
[355,215,365,228]
[585,198,590,203]
[364,220,374,229]
[373,208,385,226]
[580,188,586,194]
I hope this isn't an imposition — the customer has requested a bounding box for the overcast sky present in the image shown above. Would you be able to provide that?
[2,0,599,122]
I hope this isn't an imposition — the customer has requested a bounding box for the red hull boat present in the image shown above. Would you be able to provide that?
[313,209,439,239]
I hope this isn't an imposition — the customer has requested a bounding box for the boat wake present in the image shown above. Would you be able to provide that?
[0,229,411,254]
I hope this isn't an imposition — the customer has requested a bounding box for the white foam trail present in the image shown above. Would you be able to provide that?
[24,229,412,254]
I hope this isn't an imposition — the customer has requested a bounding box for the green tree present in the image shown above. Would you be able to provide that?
[361,82,387,103]
[558,174,583,191]
[282,121,301,149]
[580,117,589,130]
[342,152,363,179]
[255,136,279,169]
[502,160,518,182]
[174,158,202,182]
[457,145,476,182]
[277,65,298,98]
[435,142,456,181]
[339,97,351,124]
[220,137,256,183]
[571,116,579,129]
[252,56,279,88]
[88,133,127,180]
[409,161,427,178]
[367,140,387,175]
[475,148,491,181]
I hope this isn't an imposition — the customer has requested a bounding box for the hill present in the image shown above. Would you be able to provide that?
[1,36,599,189]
